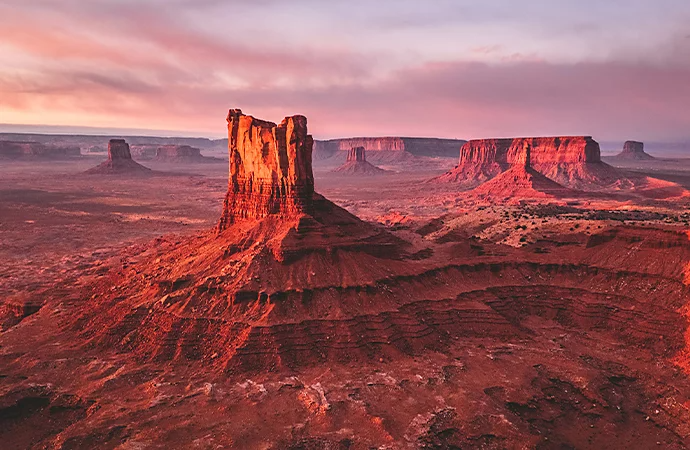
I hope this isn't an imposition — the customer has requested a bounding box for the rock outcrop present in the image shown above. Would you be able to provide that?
[85,139,151,174]
[615,141,654,160]
[332,147,388,175]
[470,141,577,201]
[437,136,625,190]
[73,110,412,372]
[0,140,80,159]
[217,109,315,227]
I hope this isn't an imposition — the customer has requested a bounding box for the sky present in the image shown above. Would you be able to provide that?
[0,0,689,141]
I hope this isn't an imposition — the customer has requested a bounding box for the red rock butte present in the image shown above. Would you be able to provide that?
[85,139,151,174]
[616,140,654,160]
[347,146,366,162]
[333,146,388,175]
[218,109,314,228]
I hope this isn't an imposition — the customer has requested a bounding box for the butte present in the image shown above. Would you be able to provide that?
[85,139,152,174]
[332,146,388,175]
[72,110,445,374]
[615,140,655,160]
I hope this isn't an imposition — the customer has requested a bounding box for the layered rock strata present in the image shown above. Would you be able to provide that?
[437,136,625,190]
[217,109,315,227]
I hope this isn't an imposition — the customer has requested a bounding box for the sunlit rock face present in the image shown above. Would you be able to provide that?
[459,136,600,166]
[218,109,315,228]
[437,136,612,189]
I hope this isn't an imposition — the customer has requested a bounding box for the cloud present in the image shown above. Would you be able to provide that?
[1,0,690,141]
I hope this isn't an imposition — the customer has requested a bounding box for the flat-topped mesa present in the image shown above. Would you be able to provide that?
[108,139,132,160]
[155,145,201,159]
[347,146,366,162]
[459,136,600,166]
[438,136,606,188]
[218,109,314,229]
[616,141,654,160]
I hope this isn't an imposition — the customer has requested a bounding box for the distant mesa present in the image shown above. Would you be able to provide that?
[0,140,80,160]
[332,146,389,175]
[470,141,577,201]
[436,136,631,191]
[85,139,152,174]
[615,141,655,160]
[128,144,223,163]
[314,137,466,164]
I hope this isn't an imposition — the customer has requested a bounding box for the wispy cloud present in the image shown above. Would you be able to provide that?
[1,0,689,140]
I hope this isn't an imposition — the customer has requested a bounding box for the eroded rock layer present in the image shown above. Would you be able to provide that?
[218,109,315,227]
[437,136,636,191]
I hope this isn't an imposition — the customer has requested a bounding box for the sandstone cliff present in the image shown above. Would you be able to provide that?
[217,109,315,227]
[85,139,151,174]
[437,136,623,190]
[615,141,654,160]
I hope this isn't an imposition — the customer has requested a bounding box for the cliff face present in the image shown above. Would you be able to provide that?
[438,136,613,189]
[616,141,654,160]
[108,139,132,160]
[218,109,315,228]
[347,146,366,162]
[459,137,600,166]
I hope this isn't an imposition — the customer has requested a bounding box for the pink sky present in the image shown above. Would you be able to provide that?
[1,0,689,141]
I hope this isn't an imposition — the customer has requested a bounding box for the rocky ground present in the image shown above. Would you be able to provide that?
[1,156,690,448]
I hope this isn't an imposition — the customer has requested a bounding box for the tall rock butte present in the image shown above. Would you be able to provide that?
[218,109,315,228]
[332,146,387,175]
[436,136,624,190]
[347,146,366,162]
[616,141,654,160]
[86,139,151,174]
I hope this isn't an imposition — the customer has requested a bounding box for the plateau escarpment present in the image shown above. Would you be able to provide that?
[332,147,388,175]
[85,139,151,174]
[437,136,643,191]
[615,141,655,160]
